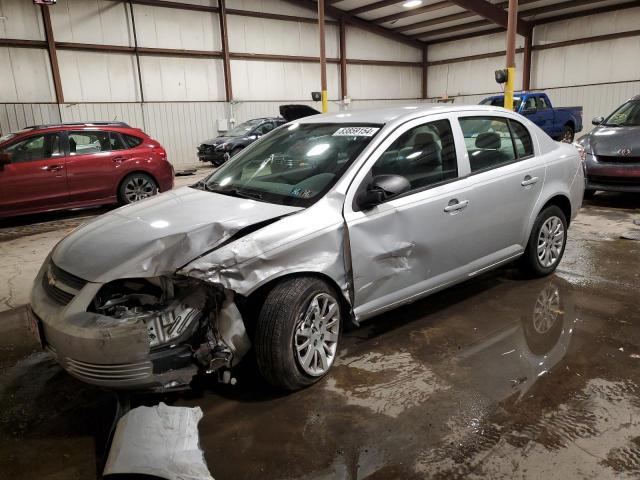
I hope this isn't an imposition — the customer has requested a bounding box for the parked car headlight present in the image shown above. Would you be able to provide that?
[573,142,586,162]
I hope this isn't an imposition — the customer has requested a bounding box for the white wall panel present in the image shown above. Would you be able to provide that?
[0,0,44,40]
[133,5,221,50]
[0,47,55,102]
[227,0,317,19]
[59,102,144,127]
[228,16,339,58]
[348,64,421,99]
[346,26,421,62]
[534,6,640,44]
[58,50,140,102]
[140,56,225,101]
[428,31,524,62]
[428,53,523,98]
[0,104,60,136]
[51,0,133,46]
[231,60,340,100]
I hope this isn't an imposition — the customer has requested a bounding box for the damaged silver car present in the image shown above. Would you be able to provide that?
[29,105,584,392]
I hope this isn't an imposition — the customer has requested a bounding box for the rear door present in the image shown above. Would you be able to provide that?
[65,130,130,202]
[456,115,546,275]
[0,132,68,216]
[535,96,556,137]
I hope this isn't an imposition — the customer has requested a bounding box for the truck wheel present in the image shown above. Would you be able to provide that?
[255,277,341,390]
[519,205,568,277]
[560,125,574,143]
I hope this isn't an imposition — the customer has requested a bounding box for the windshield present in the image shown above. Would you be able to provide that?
[604,100,640,127]
[226,120,264,137]
[480,97,522,111]
[193,122,382,207]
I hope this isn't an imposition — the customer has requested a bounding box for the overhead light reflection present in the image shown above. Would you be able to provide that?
[307,143,330,157]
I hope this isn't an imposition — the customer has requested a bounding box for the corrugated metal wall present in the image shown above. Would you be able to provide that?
[2,0,640,165]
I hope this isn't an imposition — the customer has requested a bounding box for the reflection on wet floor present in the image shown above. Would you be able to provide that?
[3,264,639,479]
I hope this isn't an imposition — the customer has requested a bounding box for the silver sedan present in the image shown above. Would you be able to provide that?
[29,104,585,391]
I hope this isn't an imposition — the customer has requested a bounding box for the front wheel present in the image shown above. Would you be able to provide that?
[255,277,341,390]
[520,205,568,277]
[560,125,575,143]
[118,173,158,204]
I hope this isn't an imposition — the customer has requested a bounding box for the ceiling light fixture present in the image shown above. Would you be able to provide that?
[403,0,423,7]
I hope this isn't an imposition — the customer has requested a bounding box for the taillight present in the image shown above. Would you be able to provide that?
[573,142,585,162]
[152,146,167,158]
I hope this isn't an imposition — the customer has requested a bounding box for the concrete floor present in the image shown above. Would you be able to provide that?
[1,187,639,480]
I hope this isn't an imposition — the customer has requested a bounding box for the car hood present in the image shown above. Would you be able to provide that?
[52,187,301,283]
[582,125,640,156]
[201,136,236,146]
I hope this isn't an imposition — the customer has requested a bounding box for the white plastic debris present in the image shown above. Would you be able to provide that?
[104,402,214,480]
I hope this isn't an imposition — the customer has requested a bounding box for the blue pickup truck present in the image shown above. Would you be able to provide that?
[480,92,583,143]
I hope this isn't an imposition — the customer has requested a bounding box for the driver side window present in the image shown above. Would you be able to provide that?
[371,119,458,194]
[255,122,274,135]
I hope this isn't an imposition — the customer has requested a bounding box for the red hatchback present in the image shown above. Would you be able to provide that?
[0,121,174,218]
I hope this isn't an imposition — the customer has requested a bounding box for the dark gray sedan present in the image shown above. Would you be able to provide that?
[576,95,640,198]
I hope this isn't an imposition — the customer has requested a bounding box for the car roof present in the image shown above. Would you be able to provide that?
[295,103,514,125]
[23,121,130,131]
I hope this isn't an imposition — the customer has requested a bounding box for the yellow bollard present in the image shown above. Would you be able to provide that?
[503,67,516,111]
[322,90,328,113]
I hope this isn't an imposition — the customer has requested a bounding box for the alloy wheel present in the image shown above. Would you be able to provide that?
[294,293,340,377]
[537,216,565,268]
[532,284,561,334]
[124,176,156,202]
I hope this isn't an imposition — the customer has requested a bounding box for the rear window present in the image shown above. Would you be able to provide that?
[123,134,143,148]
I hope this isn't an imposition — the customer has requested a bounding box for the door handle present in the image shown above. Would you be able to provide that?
[521,175,539,187]
[45,164,64,172]
[113,156,126,163]
[444,199,469,213]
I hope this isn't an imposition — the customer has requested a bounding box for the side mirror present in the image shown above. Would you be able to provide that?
[0,152,11,166]
[592,116,604,126]
[356,174,411,210]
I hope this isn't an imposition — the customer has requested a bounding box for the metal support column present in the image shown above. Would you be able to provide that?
[318,0,328,113]
[522,32,532,91]
[504,0,518,110]
[339,18,347,102]
[41,5,64,104]
[219,0,233,102]
[421,45,428,99]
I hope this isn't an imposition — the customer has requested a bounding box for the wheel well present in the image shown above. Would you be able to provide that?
[565,121,575,130]
[541,195,572,226]
[238,272,353,335]
[116,170,159,196]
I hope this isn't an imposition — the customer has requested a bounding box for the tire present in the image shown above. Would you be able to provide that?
[560,125,575,143]
[520,205,568,277]
[118,172,158,205]
[255,277,341,390]
[522,282,564,356]
[583,189,596,200]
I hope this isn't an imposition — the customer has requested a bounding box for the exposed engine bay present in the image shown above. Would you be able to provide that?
[90,276,251,388]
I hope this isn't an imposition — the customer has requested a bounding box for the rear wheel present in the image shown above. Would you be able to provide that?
[255,277,341,390]
[118,173,158,204]
[560,125,575,143]
[520,205,568,277]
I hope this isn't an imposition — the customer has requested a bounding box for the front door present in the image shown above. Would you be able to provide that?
[0,132,68,216]
[344,115,477,320]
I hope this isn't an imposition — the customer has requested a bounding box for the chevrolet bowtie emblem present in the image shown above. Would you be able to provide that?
[618,148,632,156]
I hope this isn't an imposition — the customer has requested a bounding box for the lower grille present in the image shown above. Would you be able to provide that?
[65,357,153,383]
[596,155,640,164]
[588,175,640,186]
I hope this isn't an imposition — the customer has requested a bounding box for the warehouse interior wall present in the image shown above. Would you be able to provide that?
[1,0,640,166]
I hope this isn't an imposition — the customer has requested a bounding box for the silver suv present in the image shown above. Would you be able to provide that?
[29,105,584,391]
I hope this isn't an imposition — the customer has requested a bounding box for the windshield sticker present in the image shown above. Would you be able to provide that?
[333,127,380,137]
[290,188,314,199]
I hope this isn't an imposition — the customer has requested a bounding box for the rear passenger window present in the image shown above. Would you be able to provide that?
[109,132,127,150]
[459,117,517,173]
[508,120,534,158]
[371,119,458,193]
[68,131,110,155]
[123,134,142,148]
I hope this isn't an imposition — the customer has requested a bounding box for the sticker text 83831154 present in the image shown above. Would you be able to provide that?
[333,127,380,137]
